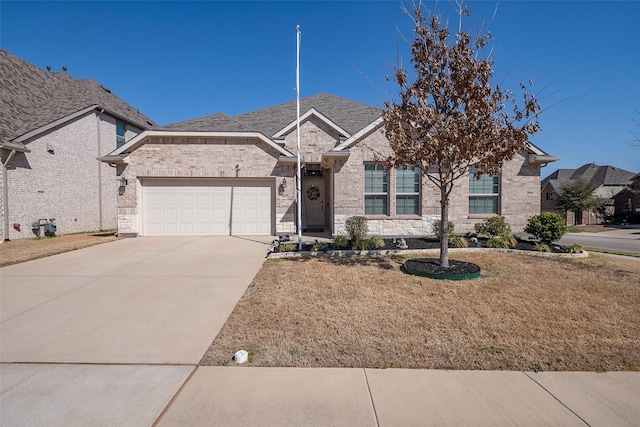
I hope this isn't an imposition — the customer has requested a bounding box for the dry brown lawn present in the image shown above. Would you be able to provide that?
[0,233,120,267]
[202,252,640,371]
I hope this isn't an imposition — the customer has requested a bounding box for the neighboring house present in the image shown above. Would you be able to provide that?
[100,93,558,238]
[0,49,156,241]
[540,163,636,225]
[612,173,640,222]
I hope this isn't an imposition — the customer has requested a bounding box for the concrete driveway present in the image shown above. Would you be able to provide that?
[0,236,271,425]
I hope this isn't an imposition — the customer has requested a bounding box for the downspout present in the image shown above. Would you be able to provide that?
[96,110,103,230]
[2,149,17,241]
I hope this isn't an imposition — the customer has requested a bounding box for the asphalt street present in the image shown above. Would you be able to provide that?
[558,226,640,255]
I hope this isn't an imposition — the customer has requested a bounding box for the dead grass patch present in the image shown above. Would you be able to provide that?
[202,252,640,371]
[0,233,120,267]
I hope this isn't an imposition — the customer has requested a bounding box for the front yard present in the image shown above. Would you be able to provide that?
[201,252,640,371]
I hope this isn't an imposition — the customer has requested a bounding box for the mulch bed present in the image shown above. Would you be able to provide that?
[293,237,568,253]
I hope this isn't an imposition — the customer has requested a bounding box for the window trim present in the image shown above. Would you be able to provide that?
[395,166,421,216]
[468,167,500,215]
[116,121,126,148]
[364,163,388,215]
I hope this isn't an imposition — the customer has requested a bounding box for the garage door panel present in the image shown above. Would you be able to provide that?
[143,180,272,236]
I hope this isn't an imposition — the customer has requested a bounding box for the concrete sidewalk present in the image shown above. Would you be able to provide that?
[1,236,639,426]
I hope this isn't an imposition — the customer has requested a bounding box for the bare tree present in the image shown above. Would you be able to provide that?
[382,4,541,268]
[630,109,640,149]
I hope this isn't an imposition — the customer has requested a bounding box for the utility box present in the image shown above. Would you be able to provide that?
[32,218,57,237]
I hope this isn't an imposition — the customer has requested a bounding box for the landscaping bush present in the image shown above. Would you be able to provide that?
[434,220,468,248]
[279,242,297,252]
[448,235,468,248]
[433,220,455,240]
[486,236,517,249]
[368,235,385,249]
[352,239,371,251]
[534,243,551,252]
[567,244,584,254]
[474,216,511,238]
[332,235,348,249]
[475,216,517,248]
[524,212,567,245]
[345,216,368,245]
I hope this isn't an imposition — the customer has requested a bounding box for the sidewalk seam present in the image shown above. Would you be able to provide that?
[363,369,381,427]
[152,365,199,427]
[524,372,591,426]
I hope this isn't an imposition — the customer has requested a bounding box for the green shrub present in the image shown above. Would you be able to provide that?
[345,216,368,244]
[369,235,385,249]
[279,242,297,252]
[533,243,551,252]
[474,216,512,238]
[524,212,567,245]
[435,220,469,247]
[311,241,324,251]
[486,235,517,248]
[332,235,348,249]
[567,243,584,254]
[433,220,455,239]
[448,235,468,248]
[352,240,371,251]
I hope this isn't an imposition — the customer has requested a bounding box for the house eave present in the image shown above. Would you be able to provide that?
[334,117,384,151]
[273,108,351,139]
[0,141,31,153]
[529,154,561,166]
[109,130,294,158]
[12,105,100,143]
[97,155,128,165]
[323,150,350,160]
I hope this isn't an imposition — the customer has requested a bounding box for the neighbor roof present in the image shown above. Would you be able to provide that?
[0,49,157,145]
[160,93,382,137]
[542,163,636,191]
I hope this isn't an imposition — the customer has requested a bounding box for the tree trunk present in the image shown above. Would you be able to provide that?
[439,185,450,268]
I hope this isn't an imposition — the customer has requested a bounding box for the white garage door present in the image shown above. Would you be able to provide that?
[142,179,272,236]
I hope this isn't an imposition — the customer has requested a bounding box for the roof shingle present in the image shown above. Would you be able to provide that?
[0,49,156,144]
[160,93,382,136]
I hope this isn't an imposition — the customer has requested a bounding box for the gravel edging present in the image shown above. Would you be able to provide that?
[267,247,589,259]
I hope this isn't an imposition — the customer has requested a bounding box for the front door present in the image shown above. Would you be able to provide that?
[303,180,324,231]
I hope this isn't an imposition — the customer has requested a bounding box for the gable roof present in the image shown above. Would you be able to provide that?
[159,93,382,137]
[542,163,636,191]
[0,49,157,145]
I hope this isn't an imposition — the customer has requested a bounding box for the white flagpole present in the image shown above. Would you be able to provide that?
[296,25,302,251]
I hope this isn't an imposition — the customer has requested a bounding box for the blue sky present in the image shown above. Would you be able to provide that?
[2,1,639,176]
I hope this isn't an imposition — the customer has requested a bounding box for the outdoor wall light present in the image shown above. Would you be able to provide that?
[119,177,128,187]
[282,177,287,189]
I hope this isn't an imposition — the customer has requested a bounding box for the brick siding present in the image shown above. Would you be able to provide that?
[1,111,141,240]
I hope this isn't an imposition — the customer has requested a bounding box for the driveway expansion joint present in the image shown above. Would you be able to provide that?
[524,372,591,426]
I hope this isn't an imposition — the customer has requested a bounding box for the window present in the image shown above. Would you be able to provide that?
[396,167,420,215]
[364,163,388,215]
[116,121,126,148]
[469,167,499,214]
[546,192,554,201]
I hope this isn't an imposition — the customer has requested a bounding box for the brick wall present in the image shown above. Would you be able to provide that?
[117,136,295,235]
[333,127,542,236]
[1,111,141,240]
